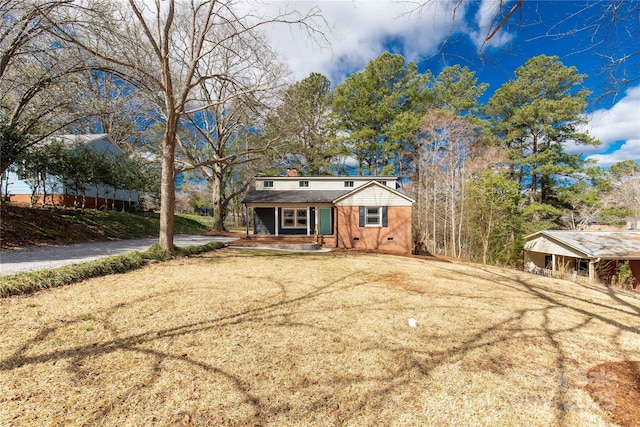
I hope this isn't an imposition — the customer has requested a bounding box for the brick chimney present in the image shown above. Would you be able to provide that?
[286,168,298,177]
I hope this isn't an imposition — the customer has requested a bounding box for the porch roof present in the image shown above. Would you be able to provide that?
[242,189,349,204]
[524,230,640,259]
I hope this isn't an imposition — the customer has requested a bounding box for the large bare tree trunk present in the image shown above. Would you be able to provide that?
[211,163,224,231]
[158,135,176,252]
[41,0,325,252]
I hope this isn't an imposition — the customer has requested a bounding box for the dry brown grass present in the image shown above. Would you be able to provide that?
[1,249,639,426]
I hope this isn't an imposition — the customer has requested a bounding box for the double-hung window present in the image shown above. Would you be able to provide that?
[359,206,388,227]
[365,207,381,226]
[282,208,307,228]
[299,180,309,188]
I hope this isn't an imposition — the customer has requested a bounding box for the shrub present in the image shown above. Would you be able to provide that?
[0,242,225,297]
[175,241,225,256]
[611,261,638,290]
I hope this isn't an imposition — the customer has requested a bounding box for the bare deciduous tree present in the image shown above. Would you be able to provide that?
[175,28,287,231]
[606,160,640,225]
[0,0,91,173]
[45,0,325,251]
[68,70,153,150]
[411,108,491,257]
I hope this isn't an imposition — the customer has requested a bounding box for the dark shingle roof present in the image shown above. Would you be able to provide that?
[242,188,350,204]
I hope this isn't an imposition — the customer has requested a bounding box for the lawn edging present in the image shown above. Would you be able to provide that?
[0,241,225,298]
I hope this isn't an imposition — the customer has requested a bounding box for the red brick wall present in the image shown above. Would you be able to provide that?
[9,194,115,210]
[10,194,67,206]
[335,206,412,254]
[318,234,337,248]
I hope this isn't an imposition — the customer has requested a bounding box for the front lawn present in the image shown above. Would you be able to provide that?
[0,250,638,426]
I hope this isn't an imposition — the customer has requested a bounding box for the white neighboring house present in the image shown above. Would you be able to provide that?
[524,230,640,285]
[2,134,139,210]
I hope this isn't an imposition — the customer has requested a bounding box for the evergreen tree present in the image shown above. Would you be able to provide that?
[466,170,521,265]
[332,52,430,176]
[433,65,488,115]
[485,55,600,209]
[267,73,340,175]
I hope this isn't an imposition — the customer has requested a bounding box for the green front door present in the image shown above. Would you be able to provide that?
[319,208,332,234]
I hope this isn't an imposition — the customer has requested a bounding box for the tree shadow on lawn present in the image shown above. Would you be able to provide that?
[0,270,378,424]
[346,259,640,426]
[1,258,638,425]
[472,266,640,426]
[473,266,640,335]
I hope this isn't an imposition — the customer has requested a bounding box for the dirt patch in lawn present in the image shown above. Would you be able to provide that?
[585,360,640,427]
[1,250,639,426]
[378,272,425,294]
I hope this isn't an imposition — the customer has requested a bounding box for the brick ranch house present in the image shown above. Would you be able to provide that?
[242,172,415,254]
[524,230,640,285]
[3,134,139,210]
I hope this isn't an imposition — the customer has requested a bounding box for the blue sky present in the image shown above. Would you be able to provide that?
[260,0,640,168]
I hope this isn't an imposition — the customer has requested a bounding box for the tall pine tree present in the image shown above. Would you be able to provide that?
[486,55,600,211]
[332,52,429,176]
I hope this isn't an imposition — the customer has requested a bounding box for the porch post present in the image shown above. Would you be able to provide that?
[334,206,338,248]
[314,206,319,240]
[589,259,596,282]
[245,204,249,238]
[307,207,310,236]
[275,207,279,236]
[552,254,556,272]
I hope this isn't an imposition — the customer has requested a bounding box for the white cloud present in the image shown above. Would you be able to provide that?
[256,0,468,83]
[565,85,640,164]
[587,139,640,168]
[582,85,640,145]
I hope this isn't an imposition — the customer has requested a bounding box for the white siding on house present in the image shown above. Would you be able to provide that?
[4,170,64,196]
[524,251,546,271]
[66,184,139,201]
[4,134,138,202]
[78,135,121,155]
[335,185,412,207]
[256,177,397,191]
[4,170,37,195]
[6,171,139,202]
[524,236,587,258]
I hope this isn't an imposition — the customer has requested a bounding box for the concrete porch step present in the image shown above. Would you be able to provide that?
[229,242,322,251]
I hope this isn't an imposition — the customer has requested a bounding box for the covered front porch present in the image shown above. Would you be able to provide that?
[524,230,640,286]
[244,204,335,239]
[525,251,640,284]
[524,251,596,282]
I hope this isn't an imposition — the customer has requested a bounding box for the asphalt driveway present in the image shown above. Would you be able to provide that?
[0,235,237,276]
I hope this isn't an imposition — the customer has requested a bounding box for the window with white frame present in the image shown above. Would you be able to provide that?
[299,180,309,188]
[377,180,387,186]
[263,180,274,188]
[365,207,381,226]
[344,180,354,188]
[282,208,307,228]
